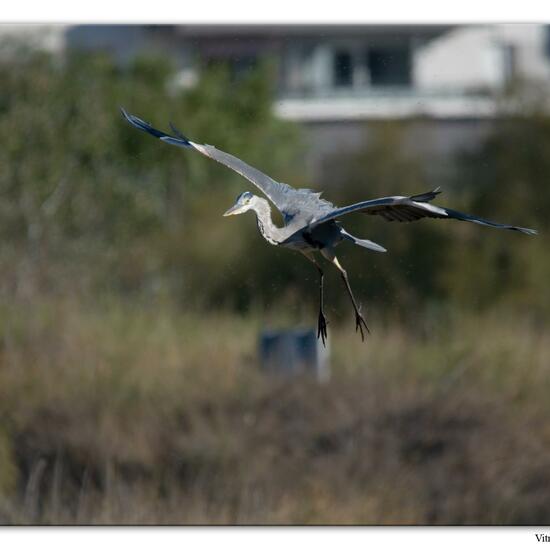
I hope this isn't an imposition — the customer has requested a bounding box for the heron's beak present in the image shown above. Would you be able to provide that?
[223,204,244,216]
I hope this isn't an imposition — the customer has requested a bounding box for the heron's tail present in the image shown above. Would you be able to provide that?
[340,228,387,253]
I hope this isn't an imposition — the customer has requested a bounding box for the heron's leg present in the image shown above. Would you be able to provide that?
[302,251,328,346]
[321,248,370,341]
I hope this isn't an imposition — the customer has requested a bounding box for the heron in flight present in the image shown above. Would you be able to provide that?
[121,109,537,345]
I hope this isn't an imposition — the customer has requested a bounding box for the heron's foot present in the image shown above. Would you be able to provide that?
[354,307,370,342]
[317,309,328,347]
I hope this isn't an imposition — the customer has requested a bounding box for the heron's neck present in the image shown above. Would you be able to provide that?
[252,199,284,245]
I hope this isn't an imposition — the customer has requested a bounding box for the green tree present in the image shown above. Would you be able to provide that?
[0,49,305,307]
[316,122,453,318]
[443,105,549,314]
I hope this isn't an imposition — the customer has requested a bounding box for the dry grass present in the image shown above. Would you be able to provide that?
[0,296,549,524]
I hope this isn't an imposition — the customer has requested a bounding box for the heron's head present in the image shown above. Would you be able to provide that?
[223,191,257,217]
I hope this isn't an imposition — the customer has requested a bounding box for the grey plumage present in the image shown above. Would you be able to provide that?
[121,108,538,345]
[308,191,537,235]
[121,109,334,230]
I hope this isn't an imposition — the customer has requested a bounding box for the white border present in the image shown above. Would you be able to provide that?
[2,1,550,547]
[2,526,549,550]
[1,1,550,23]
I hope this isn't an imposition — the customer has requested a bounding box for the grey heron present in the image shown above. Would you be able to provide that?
[121,108,537,345]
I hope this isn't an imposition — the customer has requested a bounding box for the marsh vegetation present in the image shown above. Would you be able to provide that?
[0,49,548,524]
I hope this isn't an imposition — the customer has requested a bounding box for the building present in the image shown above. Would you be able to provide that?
[5,24,550,177]
[161,25,550,178]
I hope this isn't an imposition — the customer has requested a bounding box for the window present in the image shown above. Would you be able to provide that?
[501,44,517,84]
[367,47,412,86]
[333,50,353,87]
[545,25,550,58]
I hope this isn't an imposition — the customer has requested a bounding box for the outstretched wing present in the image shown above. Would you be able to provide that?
[121,109,334,223]
[309,187,537,235]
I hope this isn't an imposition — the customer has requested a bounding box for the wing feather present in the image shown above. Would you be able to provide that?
[121,113,537,237]
[309,190,537,235]
[121,109,334,222]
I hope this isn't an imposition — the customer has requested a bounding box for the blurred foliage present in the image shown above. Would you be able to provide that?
[0,49,305,309]
[318,115,548,321]
[0,44,549,526]
[442,112,550,314]
[1,296,550,524]
[317,122,453,318]
[0,47,547,321]
[0,427,17,497]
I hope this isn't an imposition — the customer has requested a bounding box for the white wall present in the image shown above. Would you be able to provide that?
[495,24,550,82]
[415,26,506,91]
[414,24,550,92]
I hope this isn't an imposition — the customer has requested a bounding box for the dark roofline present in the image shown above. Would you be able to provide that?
[167,24,456,38]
